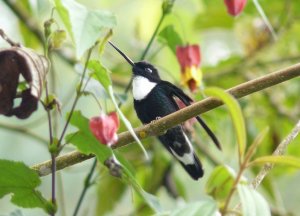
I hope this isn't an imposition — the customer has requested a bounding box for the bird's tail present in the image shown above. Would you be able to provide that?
[178,153,203,180]
[158,127,204,180]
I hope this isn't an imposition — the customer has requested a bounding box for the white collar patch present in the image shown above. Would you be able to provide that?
[132,76,157,100]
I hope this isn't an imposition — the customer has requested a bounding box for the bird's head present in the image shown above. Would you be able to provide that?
[108,41,161,82]
[132,61,160,82]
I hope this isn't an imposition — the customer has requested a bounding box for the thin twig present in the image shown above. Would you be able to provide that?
[252,120,300,189]
[32,63,300,176]
[57,48,93,148]
[0,28,19,46]
[73,159,97,216]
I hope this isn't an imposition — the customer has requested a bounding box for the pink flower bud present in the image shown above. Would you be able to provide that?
[224,0,247,16]
[89,112,120,146]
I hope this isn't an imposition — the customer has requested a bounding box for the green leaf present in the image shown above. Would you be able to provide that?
[0,160,51,213]
[96,173,126,215]
[119,159,162,213]
[88,60,112,92]
[108,86,149,159]
[54,0,116,58]
[204,87,246,161]
[244,127,269,162]
[205,165,236,202]
[158,25,183,54]
[248,156,300,169]
[155,198,218,216]
[237,184,271,216]
[66,111,111,163]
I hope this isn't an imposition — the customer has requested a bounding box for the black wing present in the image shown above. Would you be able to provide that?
[158,81,221,150]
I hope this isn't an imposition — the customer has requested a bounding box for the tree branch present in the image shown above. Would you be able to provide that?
[31,63,300,176]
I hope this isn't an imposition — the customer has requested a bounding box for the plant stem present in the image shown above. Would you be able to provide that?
[44,36,56,215]
[123,12,166,94]
[221,134,261,215]
[32,62,300,176]
[252,120,300,189]
[57,48,93,148]
[140,14,165,61]
[73,159,97,216]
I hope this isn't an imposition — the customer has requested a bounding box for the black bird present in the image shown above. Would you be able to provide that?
[109,41,221,180]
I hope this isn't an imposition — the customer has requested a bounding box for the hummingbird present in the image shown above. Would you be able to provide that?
[108,41,221,180]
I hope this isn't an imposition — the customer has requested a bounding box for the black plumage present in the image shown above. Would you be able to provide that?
[108,42,220,180]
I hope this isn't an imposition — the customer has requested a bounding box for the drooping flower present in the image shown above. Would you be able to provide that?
[224,0,247,16]
[176,45,202,92]
[89,112,120,146]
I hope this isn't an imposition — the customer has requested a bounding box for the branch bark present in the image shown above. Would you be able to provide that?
[32,63,300,176]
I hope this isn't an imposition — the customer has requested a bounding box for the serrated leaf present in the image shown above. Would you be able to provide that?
[204,87,246,161]
[205,165,236,202]
[66,111,111,163]
[158,25,183,54]
[237,184,271,216]
[88,60,112,92]
[54,0,116,58]
[248,156,300,169]
[0,160,50,213]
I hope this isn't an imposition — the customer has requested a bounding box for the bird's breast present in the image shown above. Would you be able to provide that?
[132,76,157,100]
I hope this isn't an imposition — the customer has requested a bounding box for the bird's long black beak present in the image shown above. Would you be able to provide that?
[108,41,135,66]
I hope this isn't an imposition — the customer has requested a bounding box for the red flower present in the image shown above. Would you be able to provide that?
[176,45,202,92]
[224,0,247,16]
[89,112,120,146]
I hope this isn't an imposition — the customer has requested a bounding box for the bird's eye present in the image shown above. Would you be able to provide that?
[145,68,152,73]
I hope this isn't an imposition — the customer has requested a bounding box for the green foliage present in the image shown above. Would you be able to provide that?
[66,111,160,212]
[206,165,236,202]
[204,87,246,161]
[0,160,52,213]
[96,173,126,215]
[237,184,271,216]
[249,155,300,168]
[158,25,183,54]
[66,111,112,162]
[88,60,112,92]
[53,0,116,58]
[1,0,300,215]
[155,198,218,216]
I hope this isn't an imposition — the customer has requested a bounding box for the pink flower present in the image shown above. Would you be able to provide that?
[176,45,202,92]
[224,0,247,16]
[89,112,120,146]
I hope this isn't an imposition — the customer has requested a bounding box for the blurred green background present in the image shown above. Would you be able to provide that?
[0,0,300,215]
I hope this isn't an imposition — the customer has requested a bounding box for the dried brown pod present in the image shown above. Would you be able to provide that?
[0,46,48,119]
